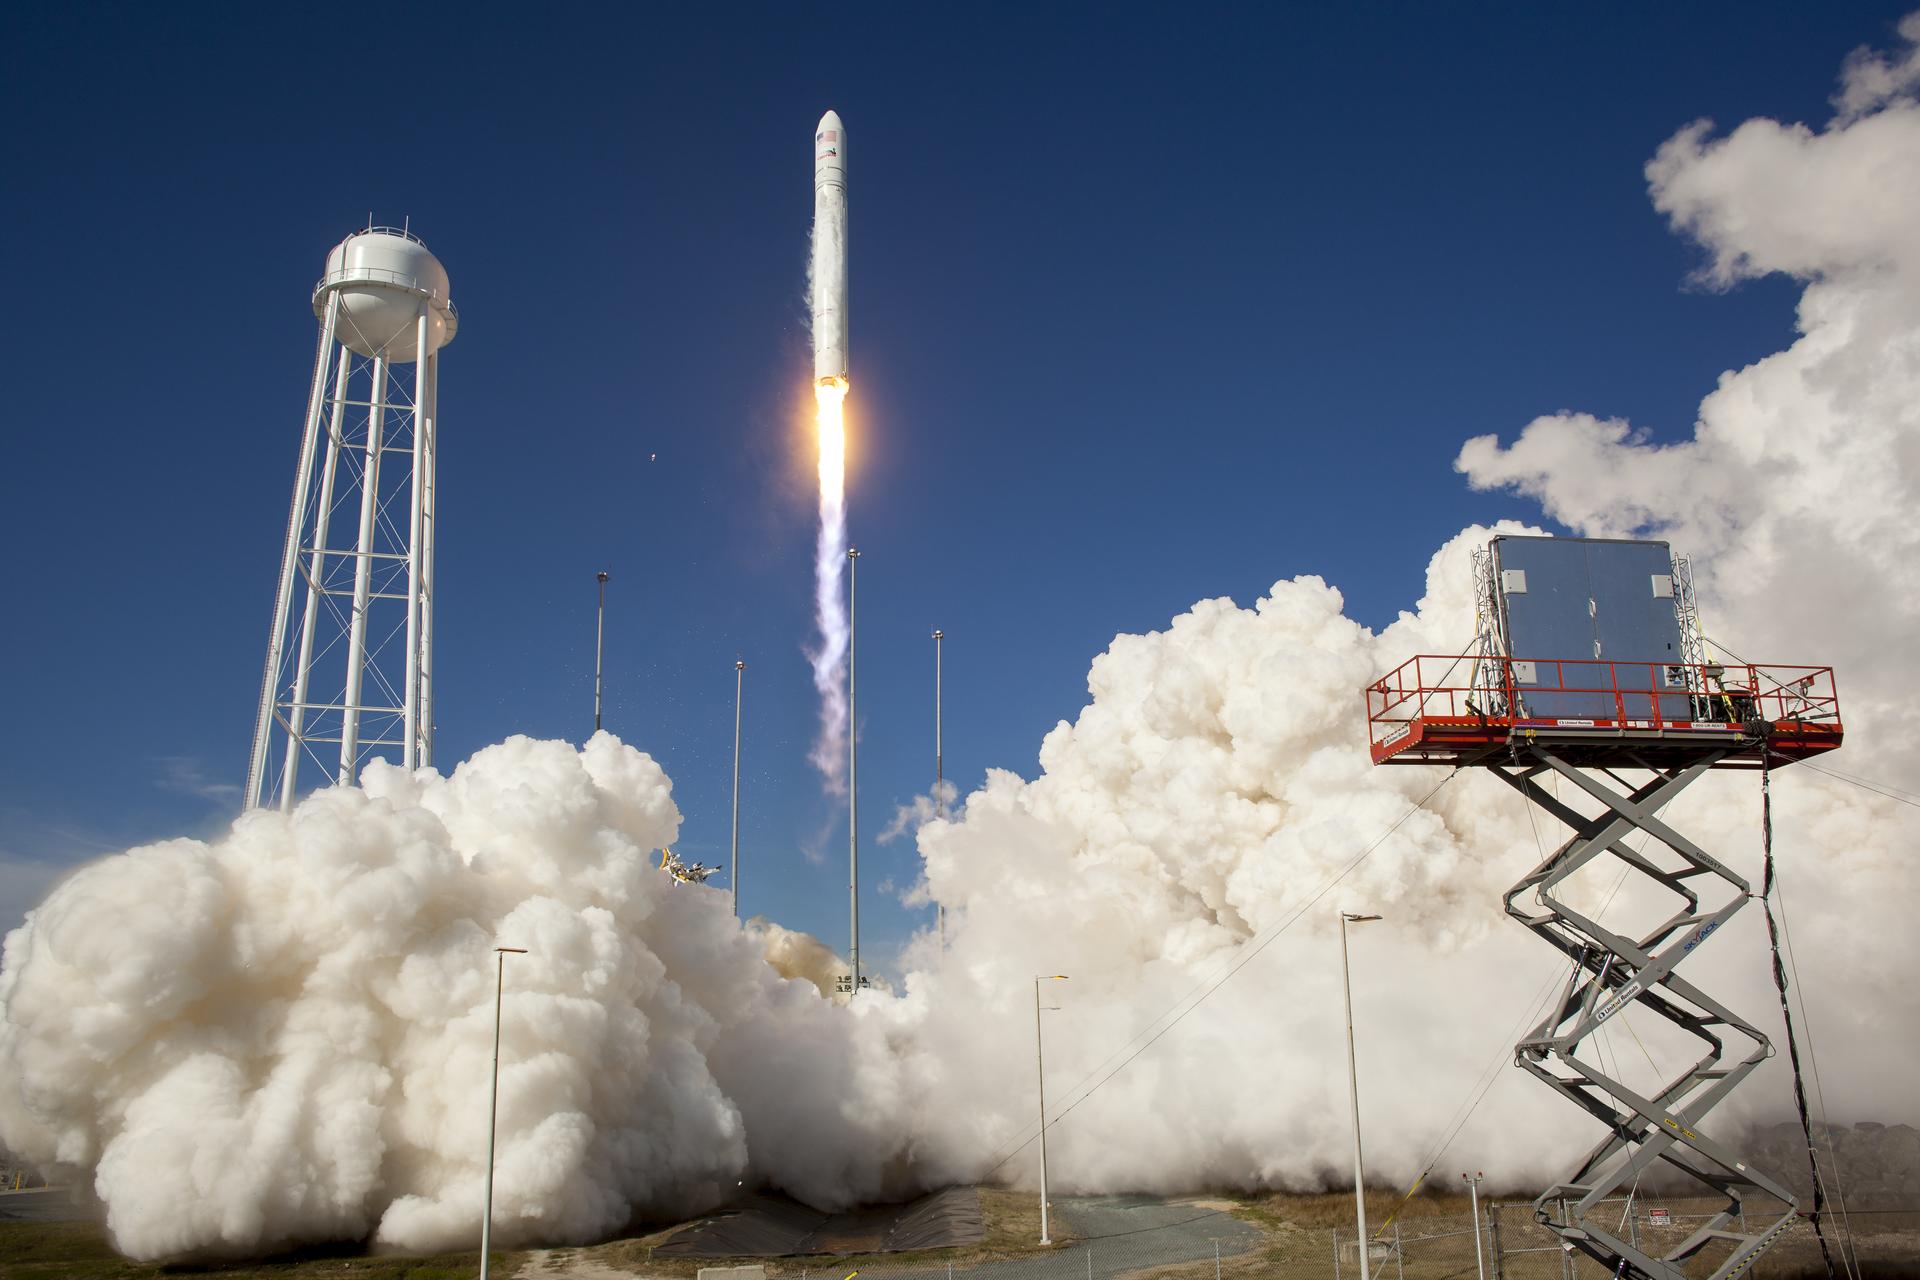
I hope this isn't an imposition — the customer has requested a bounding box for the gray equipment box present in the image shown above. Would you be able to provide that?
[1490,535,1687,721]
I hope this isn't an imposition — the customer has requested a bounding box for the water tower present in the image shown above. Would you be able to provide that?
[244,225,458,810]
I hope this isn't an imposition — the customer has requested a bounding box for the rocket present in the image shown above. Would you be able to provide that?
[812,109,848,387]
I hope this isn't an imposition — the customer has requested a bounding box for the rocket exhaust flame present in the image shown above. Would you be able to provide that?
[809,379,849,789]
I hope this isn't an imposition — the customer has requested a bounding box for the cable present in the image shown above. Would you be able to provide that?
[976,769,1462,1181]
[1799,762,1920,810]
[1759,754,1841,1280]
[1765,787,1866,1280]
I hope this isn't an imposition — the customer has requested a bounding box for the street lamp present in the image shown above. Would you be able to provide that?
[593,572,609,734]
[1463,1171,1486,1280]
[932,628,944,947]
[1034,974,1068,1245]
[731,659,745,918]
[479,945,528,1280]
[1340,911,1382,1277]
[847,547,861,991]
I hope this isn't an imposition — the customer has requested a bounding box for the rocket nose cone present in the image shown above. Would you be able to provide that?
[817,110,843,135]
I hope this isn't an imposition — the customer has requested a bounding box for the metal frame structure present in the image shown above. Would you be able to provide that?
[245,229,454,810]
[1365,642,1842,1277]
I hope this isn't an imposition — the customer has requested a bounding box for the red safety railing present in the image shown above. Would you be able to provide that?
[1365,655,1840,758]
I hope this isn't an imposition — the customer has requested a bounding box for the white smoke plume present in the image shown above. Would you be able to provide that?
[0,736,911,1260]
[806,381,850,791]
[3,16,1919,1264]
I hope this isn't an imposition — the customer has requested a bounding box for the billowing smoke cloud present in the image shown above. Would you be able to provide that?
[0,736,911,1259]
[3,15,1919,1264]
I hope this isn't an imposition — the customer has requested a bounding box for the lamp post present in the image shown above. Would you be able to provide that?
[1463,1171,1486,1280]
[731,659,745,918]
[479,945,528,1280]
[847,548,861,992]
[933,628,944,946]
[593,571,609,734]
[1340,912,1382,1276]
[1034,974,1068,1245]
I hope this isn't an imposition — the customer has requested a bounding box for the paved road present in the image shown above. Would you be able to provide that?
[1055,1195,1262,1273]
[0,1187,91,1223]
[806,1195,1261,1280]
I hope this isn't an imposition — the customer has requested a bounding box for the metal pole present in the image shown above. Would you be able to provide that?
[479,945,527,1280]
[1341,912,1381,1277]
[848,547,861,991]
[732,659,745,918]
[1334,1228,1343,1280]
[1213,1239,1221,1280]
[247,291,340,809]
[1034,974,1067,1245]
[933,628,944,946]
[1465,1173,1486,1280]
[339,356,388,784]
[1394,1222,1403,1280]
[1036,975,1050,1246]
[594,572,609,734]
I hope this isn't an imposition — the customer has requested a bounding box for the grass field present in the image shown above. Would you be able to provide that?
[2,1188,1910,1280]
[0,1217,522,1280]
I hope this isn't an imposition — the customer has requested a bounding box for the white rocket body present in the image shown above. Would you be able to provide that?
[812,110,848,386]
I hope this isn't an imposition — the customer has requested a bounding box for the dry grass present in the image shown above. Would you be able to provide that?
[575,1186,1077,1276]
[10,1189,1912,1280]
[0,1217,526,1280]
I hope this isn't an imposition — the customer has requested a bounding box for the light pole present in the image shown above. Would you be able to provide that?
[1340,911,1382,1277]
[1034,974,1068,1245]
[1463,1171,1486,1280]
[480,945,528,1280]
[847,548,861,992]
[933,628,944,946]
[593,571,609,735]
[731,659,745,918]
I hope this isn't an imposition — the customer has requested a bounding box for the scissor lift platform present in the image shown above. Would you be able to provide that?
[1366,656,1841,769]
[1362,653,1842,1280]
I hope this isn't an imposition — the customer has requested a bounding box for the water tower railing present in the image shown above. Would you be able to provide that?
[311,266,456,316]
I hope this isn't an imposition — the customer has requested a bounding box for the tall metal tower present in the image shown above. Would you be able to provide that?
[1365,535,1843,1280]
[245,226,458,811]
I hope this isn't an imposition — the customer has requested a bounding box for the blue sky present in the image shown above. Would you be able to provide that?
[1,3,1905,973]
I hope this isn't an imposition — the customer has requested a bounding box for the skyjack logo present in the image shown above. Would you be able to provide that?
[1681,920,1720,954]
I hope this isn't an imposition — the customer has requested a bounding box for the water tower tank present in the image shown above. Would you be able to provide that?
[314,228,458,362]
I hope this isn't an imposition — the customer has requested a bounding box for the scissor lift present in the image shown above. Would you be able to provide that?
[1364,538,1842,1280]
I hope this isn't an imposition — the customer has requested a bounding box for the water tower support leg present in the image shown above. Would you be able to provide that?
[418,351,437,767]
[280,343,351,809]
[402,307,428,770]
[246,293,339,808]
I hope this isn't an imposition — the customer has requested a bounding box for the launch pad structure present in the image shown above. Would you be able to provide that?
[1364,536,1842,1280]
